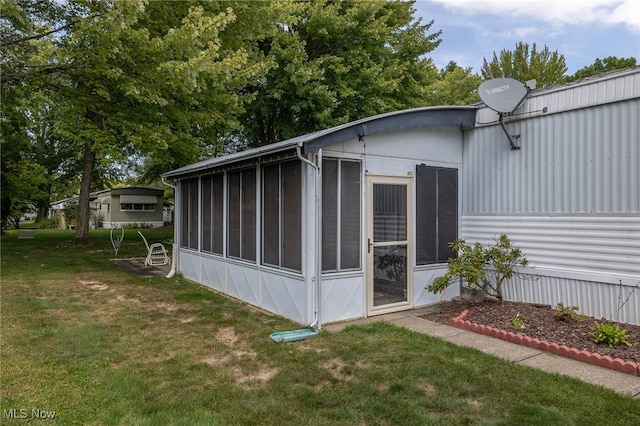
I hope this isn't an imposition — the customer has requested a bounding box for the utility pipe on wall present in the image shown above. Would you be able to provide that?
[296,145,322,330]
[161,176,178,279]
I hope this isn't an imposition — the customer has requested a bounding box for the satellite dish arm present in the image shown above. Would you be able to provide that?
[499,114,521,150]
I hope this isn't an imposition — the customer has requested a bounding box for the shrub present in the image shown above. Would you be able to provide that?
[37,218,59,229]
[427,234,528,301]
[553,303,584,322]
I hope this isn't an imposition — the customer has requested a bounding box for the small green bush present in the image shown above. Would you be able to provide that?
[590,322,632,348]
[510,312,527,330]
[553,303,583,322]
[427,234,528,301]
[37,218,59,229]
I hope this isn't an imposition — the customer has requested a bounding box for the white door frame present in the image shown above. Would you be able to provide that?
[366,174,413,316]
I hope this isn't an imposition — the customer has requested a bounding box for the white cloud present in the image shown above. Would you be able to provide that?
[513,26,544,39]
[427,0,640,33]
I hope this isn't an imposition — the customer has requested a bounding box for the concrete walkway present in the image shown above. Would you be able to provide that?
[323,307,640,398]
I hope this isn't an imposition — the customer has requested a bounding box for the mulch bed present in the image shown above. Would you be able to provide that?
[420,300,640,367]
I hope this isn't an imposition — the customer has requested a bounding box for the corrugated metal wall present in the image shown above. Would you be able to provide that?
[463,69,640,324]
[465,100,640,214]
[462,215,640,277]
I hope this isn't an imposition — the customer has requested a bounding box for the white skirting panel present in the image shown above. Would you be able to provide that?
[226,262,261,308]
[321,274,365,324]
[260,271,308,325]
[200,256,227,293]
[179,250,202,283]
[462,214,640,324]
[413,267,460,306]
[177,249,310,325]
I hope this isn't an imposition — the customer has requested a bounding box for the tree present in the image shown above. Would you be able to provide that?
[481,42,567,87]
[427,61,482,106]
[2,0,271,239]
[0,158,49,229]
[239,0,443,148]
[569,56,637,81]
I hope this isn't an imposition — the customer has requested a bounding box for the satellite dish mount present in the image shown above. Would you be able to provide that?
[478,78,536,150]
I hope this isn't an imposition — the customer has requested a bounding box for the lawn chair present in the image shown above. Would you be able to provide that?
[138,231,169,267]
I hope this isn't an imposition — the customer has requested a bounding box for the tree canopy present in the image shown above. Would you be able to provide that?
[2,0,272,237]
[481,42,568,88]
[238,0,443,148]
[568,56,637,81]
[2,1,637,237]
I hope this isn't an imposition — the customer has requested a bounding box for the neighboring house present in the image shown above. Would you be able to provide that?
[50,187,167,229]
[163,67,640,326]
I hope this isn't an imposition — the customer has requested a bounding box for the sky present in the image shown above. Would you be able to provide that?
[413,0,640,75]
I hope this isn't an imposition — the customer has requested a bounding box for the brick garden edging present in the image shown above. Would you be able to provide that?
[449,309,640,376]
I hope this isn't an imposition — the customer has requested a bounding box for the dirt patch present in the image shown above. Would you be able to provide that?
[421,300,640,366]
[79,280,109,291]
[216,327,238,346]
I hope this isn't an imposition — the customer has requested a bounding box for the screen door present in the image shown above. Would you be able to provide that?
[366,176,412,314]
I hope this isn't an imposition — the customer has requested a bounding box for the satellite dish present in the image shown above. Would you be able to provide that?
[478,78,529,114]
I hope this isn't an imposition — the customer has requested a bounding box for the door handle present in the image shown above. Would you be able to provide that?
[368,238,372,253]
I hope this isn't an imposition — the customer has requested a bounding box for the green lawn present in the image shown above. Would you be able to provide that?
[1,229,639,425]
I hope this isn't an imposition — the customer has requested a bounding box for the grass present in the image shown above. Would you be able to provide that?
[1,228,639,425]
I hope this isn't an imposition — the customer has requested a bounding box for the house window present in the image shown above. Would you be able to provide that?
[180,178,199,250]
[201,174,224,255]
[415,165,458,264]
[120,203,156,211]
[228,168,256,262]
[322,159,361,272]
[262,160,302,271]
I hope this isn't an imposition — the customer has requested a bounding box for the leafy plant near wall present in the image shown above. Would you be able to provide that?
[509,312,527,330]
[588,280,639,348]
[590,322,632,348]
[427,234,528,301]
[553,303,584,322]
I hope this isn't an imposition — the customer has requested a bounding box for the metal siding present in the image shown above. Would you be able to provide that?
[464,100,640,213]
[461,215,640,277]
[503,275,639,325]
[463,75,639,324]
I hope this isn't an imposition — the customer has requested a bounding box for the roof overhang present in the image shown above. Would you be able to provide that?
[163,106,477,179]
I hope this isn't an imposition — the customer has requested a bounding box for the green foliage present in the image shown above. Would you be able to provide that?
[553,303,584,322]
[481,42,567,87]
[3,1,274,239]
[63,199,79,223]
[569,56,637,82]
[428,61,482,105]
[36,217,59,229]
[510,312,527,330]
[239,0,443,147]
[590,322,632,348]
[427,234,528,301]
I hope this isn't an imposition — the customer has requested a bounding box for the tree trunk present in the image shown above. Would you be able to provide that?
[36,200,49,222]
[75,139,95,239]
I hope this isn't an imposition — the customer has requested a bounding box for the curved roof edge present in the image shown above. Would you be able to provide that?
[163,106,476,178]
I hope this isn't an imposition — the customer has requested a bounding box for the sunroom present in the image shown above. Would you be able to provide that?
[163,106,476,326]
